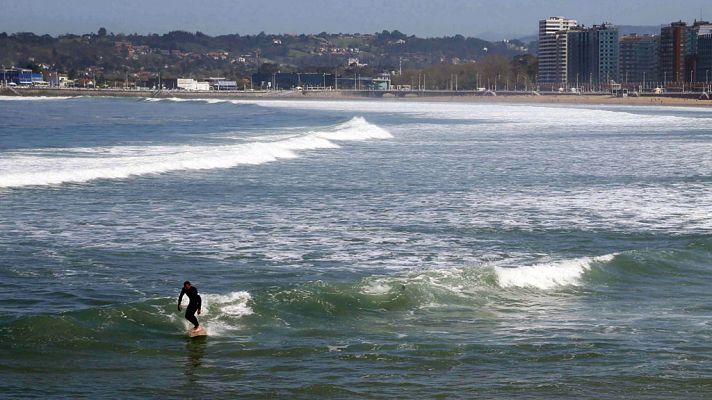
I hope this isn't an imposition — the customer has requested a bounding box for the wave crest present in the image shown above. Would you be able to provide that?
[0,117,391,189]
[0,96,73,101]
[494,254,616,290]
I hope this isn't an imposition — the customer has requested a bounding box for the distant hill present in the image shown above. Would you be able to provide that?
[516,34,538,43]
[476,31,531,42]
[0,30,529,83]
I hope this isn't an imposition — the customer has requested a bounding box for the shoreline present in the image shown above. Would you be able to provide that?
[3,87,712,108]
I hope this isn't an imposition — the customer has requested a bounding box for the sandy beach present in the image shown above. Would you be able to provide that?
[4,87,712,108]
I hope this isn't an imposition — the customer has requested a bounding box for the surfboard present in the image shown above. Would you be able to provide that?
[187,326,207,337]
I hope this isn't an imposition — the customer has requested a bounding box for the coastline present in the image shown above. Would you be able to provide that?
[3,87,712,108]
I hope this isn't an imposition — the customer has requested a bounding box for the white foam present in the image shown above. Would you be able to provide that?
[360,280,393,295]
[143,97,232,105]
[179,291,253,336]
[314,116,392,140]
[157,98,712,129]
[0,96,73,101]
[327,345,348,352]
[144,97,712,135]
[458,184,712,234]
[0,117,391,188]
[206,291,254,317]
[495,254,615,290]
[143,97,195,103]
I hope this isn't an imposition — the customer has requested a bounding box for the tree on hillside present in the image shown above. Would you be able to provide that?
[257,62,280,74]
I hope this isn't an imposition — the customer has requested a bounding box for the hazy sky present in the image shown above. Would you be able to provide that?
[2,0,710,39]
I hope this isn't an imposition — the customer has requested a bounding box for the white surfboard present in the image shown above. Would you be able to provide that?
[187,326,207,337]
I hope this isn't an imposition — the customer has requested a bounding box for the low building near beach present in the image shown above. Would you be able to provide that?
[251,72,336,90]
[207,78,238,90]
[1,68,47,86]
[177,78,210,91]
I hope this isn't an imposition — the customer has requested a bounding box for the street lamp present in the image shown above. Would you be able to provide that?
[690,70,694,90]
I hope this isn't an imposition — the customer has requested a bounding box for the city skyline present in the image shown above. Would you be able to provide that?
[1,0,710,39]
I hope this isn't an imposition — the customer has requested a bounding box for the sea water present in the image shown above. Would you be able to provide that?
[1,96,712,398]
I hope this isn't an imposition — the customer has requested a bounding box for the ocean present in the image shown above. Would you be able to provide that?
[1,96,711,399]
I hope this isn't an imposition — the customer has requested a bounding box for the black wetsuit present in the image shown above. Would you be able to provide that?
[178,286,202,328]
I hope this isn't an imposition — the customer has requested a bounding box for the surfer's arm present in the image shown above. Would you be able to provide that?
[197,295,202,313]
[177,289,185,310]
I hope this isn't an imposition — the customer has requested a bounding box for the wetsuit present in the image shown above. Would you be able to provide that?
[178,286,202,328]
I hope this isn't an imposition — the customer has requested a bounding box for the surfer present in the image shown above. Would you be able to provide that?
[178,281,202,331]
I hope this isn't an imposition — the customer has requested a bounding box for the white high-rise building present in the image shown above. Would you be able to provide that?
[538,17,578,86]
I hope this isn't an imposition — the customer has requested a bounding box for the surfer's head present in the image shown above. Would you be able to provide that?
[183,281,191,289]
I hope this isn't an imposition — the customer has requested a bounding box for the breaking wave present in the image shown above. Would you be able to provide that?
[0,95,74,101]
[7,245,710,342]
[4,290,255,343]
[183,291,253,336]
[244,254,621,320]
[494,254,616,290]
[0,117,391,188]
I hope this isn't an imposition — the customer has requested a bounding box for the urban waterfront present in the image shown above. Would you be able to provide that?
[1,96,712,398]
[3,17,712,97]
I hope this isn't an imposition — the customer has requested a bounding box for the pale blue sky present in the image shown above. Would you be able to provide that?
[2,0,710,39]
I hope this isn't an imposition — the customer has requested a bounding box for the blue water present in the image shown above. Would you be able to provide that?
[1,96,712,398]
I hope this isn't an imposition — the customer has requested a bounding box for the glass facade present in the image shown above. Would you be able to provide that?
[1,69,45,85]
[620,35,659,84]
[566,24,619,86]
[698,34,712,83]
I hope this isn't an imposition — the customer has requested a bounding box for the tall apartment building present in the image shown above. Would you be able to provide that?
[538,17,577,85]
[566,27,593,86]
[659,22,688,83]
[688,21,711,55]
[620,34,659,84]
[697,32,712,83]
[595,24,620,84]
[686,21,712,81]
[567,24,619,86]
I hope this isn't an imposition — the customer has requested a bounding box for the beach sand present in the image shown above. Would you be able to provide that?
[5,87,712,108]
